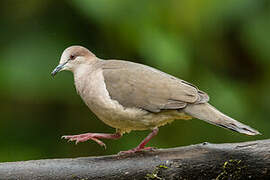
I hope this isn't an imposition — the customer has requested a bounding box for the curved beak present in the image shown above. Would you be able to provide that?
[51,61,68,77]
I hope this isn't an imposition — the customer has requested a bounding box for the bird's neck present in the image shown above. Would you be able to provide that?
[72,59,100,79]
[73,60,103,96]
[73,64,91,78]
[73,65,92,97]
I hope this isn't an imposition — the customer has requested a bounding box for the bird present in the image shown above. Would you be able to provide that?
[51,45,260,154]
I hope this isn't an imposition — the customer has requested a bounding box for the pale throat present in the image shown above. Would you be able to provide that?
[72,64,97,96]
[73,64,92,78]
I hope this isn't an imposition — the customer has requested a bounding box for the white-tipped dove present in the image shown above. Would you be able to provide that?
[51,45,260,153]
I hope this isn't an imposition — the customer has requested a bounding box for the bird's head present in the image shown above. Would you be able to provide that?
[51,45,96,76]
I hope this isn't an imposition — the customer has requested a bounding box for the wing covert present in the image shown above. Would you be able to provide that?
[102,60,209,112]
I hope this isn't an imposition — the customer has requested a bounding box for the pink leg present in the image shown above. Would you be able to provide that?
[62,132,122,149]
[119,127,159,154]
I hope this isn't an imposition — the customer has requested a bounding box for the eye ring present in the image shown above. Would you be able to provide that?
[69,55,75,60]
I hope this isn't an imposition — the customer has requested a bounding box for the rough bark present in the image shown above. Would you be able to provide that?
[0,139,269,180]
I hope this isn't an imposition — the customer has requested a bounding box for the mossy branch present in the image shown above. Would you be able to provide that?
[0,139,269,179]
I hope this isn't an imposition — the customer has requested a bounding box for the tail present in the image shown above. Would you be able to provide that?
[184,103,261,135]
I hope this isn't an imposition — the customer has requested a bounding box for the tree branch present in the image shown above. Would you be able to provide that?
[0,139,269,179]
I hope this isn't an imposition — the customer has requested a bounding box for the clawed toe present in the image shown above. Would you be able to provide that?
[118,147,156,155]
[61,135,70,139]
[61,134,106,148]
[90,137,106,149]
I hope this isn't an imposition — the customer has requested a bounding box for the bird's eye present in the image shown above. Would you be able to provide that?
[69,55,75,60]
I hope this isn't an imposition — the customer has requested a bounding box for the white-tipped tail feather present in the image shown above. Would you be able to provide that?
[184,103,260,135]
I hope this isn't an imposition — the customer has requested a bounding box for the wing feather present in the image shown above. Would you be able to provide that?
[102,60,209,112]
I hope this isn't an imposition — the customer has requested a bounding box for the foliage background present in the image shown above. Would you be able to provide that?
[0,0,269,162]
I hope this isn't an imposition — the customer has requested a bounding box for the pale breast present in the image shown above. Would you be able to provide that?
[74,66,192,134]
[74,68,148,131]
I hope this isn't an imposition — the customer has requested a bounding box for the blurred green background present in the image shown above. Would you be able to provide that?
[0,0,269,162]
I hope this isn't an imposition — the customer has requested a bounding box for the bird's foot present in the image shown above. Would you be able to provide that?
[118,128,159,155]
[118,146,156,155]
[62,132,122,149]
[62,133,106,148]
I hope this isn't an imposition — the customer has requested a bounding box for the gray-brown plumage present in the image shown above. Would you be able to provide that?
[102,60,209,112]
[51,45,260,153]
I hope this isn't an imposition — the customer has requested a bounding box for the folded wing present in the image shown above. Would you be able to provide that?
[102,60,209,113]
